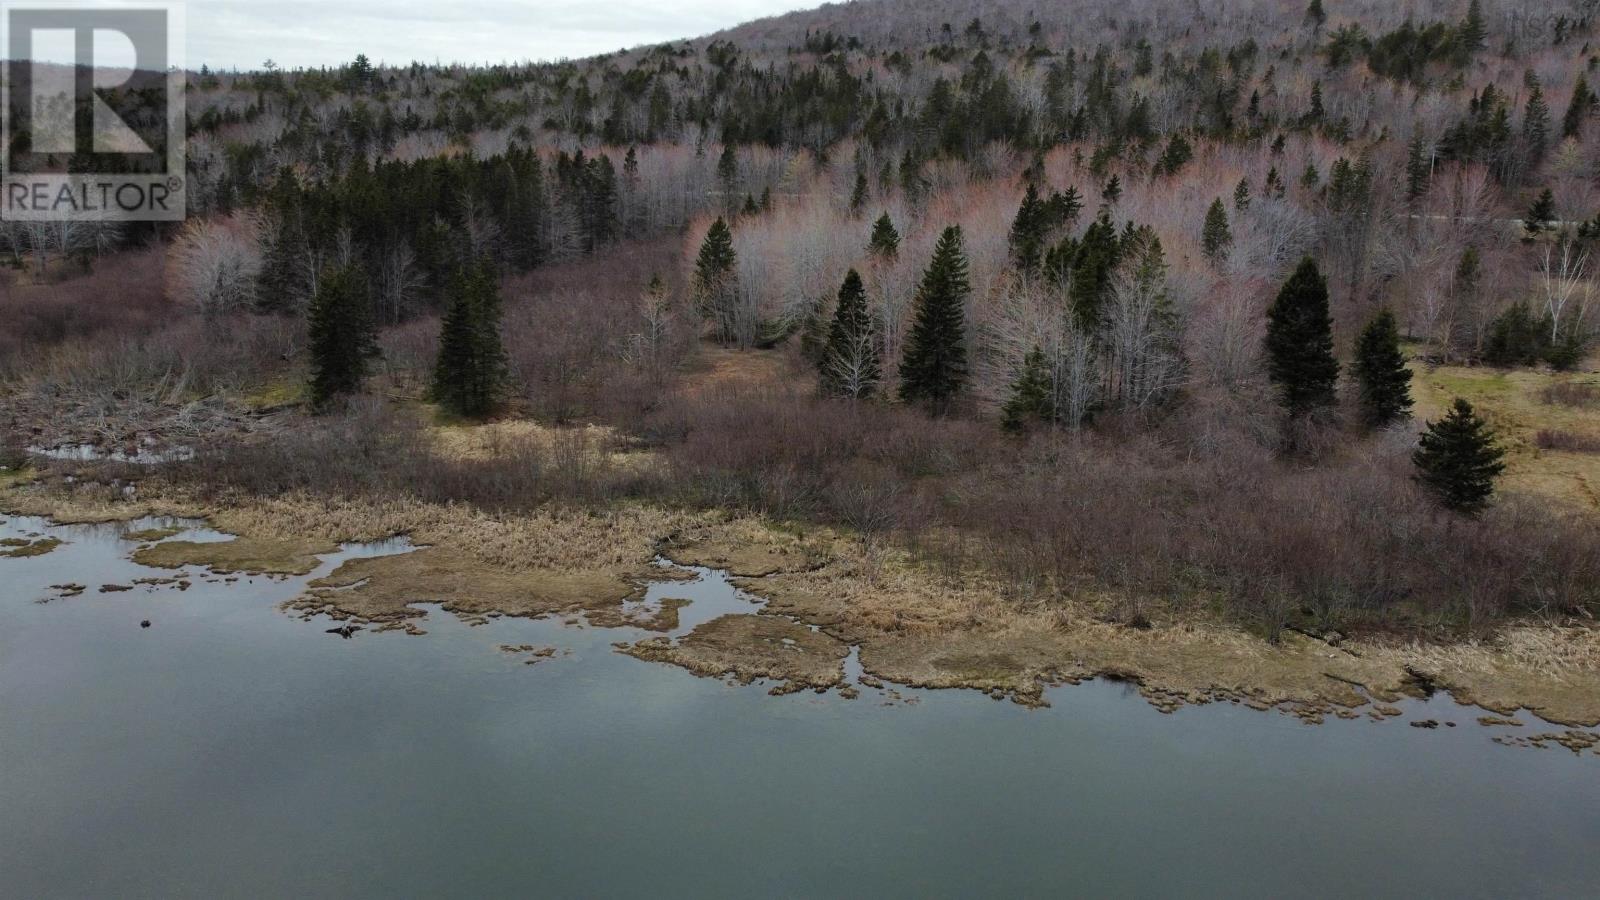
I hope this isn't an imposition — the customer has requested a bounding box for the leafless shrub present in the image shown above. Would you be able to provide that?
[1535,429,1600,453]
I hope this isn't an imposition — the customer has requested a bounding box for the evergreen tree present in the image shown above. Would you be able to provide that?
[1101,174,1122,206]
[1405,135,1432,201]
[1155,132,1193,177]
[1305,0,1327,30]
[868,212,901,258]
[1525,188,1556,237]
[1413,399,1506,514]
[1523,76,1551,169]
[1233,178,1252,213]
[1353,308,1413,427]
[1308,81,1326,122]
[694,217,741,343]
[1265,258,1340,416]
[899,226,971,412]
[1300,161,1320,189]
[432,261,508,419]
[1461,0,1487,53]
[307,264,378,410]
[1202,198,1233,264]
[819,269,880,399]
[1264,166,1286,199]
[850,172,869,214]
[1563,75,1595,139]
[1001,346,1053,432]
[1009,182,1048,271]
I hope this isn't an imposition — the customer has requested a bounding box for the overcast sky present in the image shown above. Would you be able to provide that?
[181,0,822,70]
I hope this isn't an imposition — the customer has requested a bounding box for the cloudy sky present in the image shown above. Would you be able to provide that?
[182,0,822,70]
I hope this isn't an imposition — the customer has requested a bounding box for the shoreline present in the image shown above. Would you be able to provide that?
[4,471,1599,736]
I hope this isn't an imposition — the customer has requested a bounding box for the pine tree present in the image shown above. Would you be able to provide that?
[819,269,880,399]
[1300,161,1320,189]
[1461,0,1487,53]
[1525,188,1556,237]
[1101,174,1122,206]
[1305,0,1327,30]
[1308,81,1326,122]
[432,261,508,419]
[1353,308,1413,427]
[1001,347,1053,432]
[1405,135,1432,201]
[1009,182,1047,271]
[1265,258,1340,416]
[1202,198,1233,264]
[694,217,741,343]
[1563,75,1595,139]
[1155,132,1193,177]
[1264,166,1286,199]
[1523,76,1551,168]
[307,264,377,410]
[899,225,970,412]
[1413,399,1506,514]
[1233,178,1252,213]
[868,212,900,259]
[850,172,869,214]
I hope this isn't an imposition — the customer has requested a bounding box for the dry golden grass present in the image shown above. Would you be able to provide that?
[5,441,1599,726]
[131,537,338,575]
[1413,361,1600,511]
[621,613,848,694]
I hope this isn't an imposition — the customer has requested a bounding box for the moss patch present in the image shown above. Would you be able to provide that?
[0,536,62,558]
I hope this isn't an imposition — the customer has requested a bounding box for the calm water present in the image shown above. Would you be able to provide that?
[2,514,1598,898]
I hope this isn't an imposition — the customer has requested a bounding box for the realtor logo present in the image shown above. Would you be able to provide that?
[1,1,185,221]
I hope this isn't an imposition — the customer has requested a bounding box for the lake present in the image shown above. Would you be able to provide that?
[2,513,1597,898]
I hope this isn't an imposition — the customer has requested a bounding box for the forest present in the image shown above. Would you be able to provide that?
[5,0,1600,646]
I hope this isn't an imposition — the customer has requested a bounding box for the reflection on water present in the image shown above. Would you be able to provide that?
[2,514,1597,898]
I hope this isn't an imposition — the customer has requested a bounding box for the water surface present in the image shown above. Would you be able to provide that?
[2,514,1597,898]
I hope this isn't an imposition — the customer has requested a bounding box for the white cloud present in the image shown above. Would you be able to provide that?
[185,0,821,69]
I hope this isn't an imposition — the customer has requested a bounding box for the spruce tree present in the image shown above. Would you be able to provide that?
[1525,188,1556,237]
[1202,198,1233,264]
[1523,76,1551,168]
[694,217,740,343]
[1009,183,1047,271]
[307,264,378,410]
[1265,258,1340,416]
[432,261,508,419]
[1305,0,1326,30]
[1413,399,1506,514]
[1353,308,1413,427]
[899,226,970,413]
[850,172,869,214]
[1461,0,1487,53]
[1001,347,1053,432]
[1101,174,1122,206]
[1233,178,1252,213]
[819,269,880,399]
[1563,75,1595,139]
[1405,135,1432,201]
[1155,132,1193,177]
[868,213,900,259]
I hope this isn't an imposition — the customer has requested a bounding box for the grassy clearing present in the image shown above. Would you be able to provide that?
[1413,360,1600,511]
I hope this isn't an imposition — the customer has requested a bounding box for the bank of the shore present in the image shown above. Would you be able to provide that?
[5,465,1599,735]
